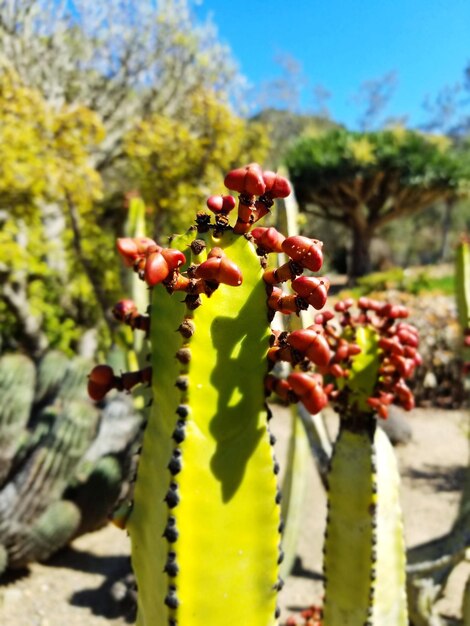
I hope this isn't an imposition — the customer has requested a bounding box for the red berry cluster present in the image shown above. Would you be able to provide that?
[88,364,152,402]
[219,163,291,234]
[285,605,323,626]
[314,297,421,419]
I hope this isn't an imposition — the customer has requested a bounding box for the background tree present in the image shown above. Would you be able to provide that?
[0,0,266,355]
[0,67,111,357]
[0,0,241,172]
[123,90,268,235]
[285,127,470,281]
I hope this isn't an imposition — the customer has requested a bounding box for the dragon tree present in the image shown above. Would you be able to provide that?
[285,127,470,281]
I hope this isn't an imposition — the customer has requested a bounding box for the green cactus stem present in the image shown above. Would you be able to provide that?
[323,422,407,626]
[456,236,470,371]
[91,164,336,626]
[316,298,420,626]
[128,228,281,626]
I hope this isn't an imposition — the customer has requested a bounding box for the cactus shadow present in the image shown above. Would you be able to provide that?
[401,464,466,493]
[47,546,136,622]
[290,556,324,582]
[209,288,268,502]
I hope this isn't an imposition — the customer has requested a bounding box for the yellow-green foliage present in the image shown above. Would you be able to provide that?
[0,68,109,353]
[124,91,269,234]
[0,67,104,211]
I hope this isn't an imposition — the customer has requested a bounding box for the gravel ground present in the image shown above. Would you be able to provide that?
[0,406,468,626]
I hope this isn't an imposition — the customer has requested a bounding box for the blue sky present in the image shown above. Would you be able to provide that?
[195,0,469,129]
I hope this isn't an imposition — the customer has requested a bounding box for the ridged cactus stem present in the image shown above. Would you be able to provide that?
[128,229,281,626]
[315,298,420,626]
[323,420,407,625]
[88,164,340,626]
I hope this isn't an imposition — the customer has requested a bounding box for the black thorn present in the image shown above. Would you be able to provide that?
[168,451,183,476]
[277,550,285,565]
[273,461,280,475]
[172,420,186,443]
[185,294,202,310]
[175,348,191,364]
[278,520,284,534]
[165,483,180,508]
[177,319,195,338]
[273,577,284,592]
[175,376,189,391]
[163,517,178,542]
[274,606,281,619]
[275,489,282,505]
[269,433,277,446]
[164,589,179,610]
[190,239,206,255]
[164,553,179,577]
[176,405,189,418]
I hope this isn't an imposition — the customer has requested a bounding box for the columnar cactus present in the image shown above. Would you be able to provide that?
[89,164,334,626]
[0,350,141,573]
[314,298,420,626]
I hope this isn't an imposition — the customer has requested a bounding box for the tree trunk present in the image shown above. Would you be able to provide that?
[348,220,373,283]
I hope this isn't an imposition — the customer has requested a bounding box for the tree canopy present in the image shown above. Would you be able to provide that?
[285,127,470,280]
[0,2,270,357]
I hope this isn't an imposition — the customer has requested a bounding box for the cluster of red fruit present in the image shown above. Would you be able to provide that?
[217,162,291,234]
[115,237,243,292]
[285,605,323,626]
[316,296,421,419]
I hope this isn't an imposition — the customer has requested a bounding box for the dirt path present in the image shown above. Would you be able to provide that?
[0,407,468,625]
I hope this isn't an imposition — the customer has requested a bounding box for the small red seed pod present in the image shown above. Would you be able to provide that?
[160,248,186,272]
[378,336,405,356]
[282,236,323,272]
[166,273,195,293]
[206,194,237,214]
[347,343,362,356]
[112,299,149,332]
[261,171,291,199]
[332,338,350,362]
[394,380,415,411]
[286,328,331,367]
[263,261,302,286]
[267,288,303,315]
[379,391,395,405]
[396,328,419,348]
[264,374,292,402]
[116,237,160,266]
[389,305,409,319]
[113,299,138,322]
[328,363,347,378]
[251,199,273,224]
[144,251,170,286]
[194,254,243,287]
[291,276,330,310]
[224,163,266,196]
[251,226,286,253]
[357,296,382,311]
[366,396,390,418]
[314,310,335,325]
[287,372,328,414]
[88,365,117,402]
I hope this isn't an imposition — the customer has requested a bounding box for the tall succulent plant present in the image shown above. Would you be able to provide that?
[312,298,420,626]
[89,164,334,626]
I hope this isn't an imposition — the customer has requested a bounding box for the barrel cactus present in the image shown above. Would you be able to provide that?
[0,350,142,573]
